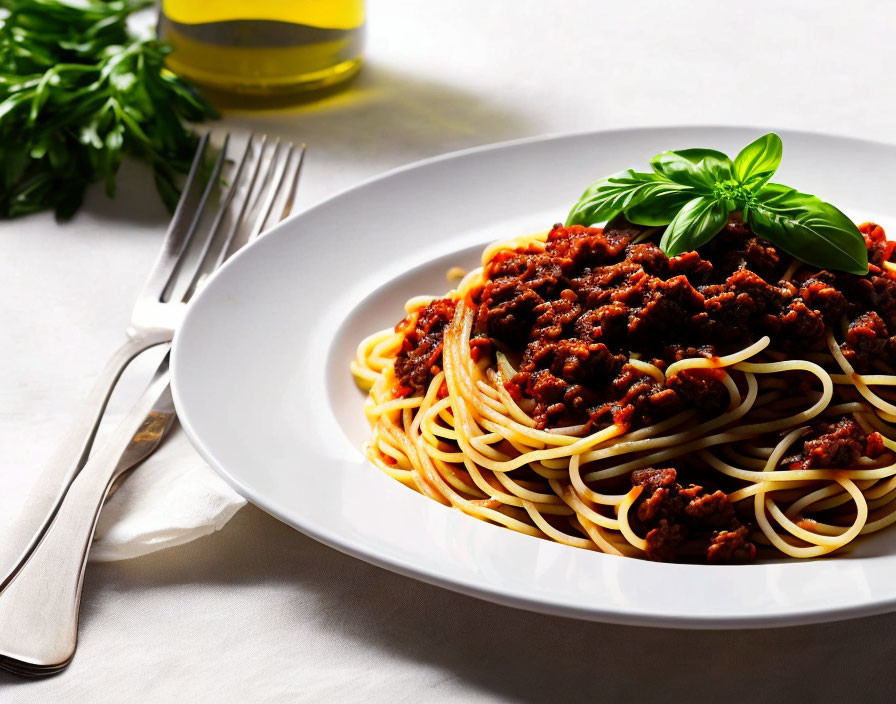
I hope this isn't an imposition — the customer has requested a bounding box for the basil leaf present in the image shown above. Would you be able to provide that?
[733,133,782,189]
[565,169,693,226]
[748,183,868,275]
[659,196,732,256]
[650,148,732,189]
[623,188,695,226]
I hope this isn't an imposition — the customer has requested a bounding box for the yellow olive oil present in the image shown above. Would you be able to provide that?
[158,0,364,96]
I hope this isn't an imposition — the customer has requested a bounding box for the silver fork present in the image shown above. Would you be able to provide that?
[0,133,304,593]
[0,132,305,676]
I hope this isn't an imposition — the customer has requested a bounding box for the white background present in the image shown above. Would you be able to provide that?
[3,0,896,700]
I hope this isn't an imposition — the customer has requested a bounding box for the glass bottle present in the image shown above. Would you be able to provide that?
[158,0,365,97]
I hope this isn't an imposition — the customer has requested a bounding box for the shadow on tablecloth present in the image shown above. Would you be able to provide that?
[5,505,887,703]
[218,62,540,199]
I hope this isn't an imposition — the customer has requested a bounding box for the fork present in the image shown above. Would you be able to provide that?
[0,132,305,675]
[0,132,304,593]
[0,356,177,677]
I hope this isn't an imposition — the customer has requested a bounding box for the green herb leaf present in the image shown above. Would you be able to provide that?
[733,133,782,189]
[567,134,869,276]
[623,189,696,226]
[650,148,732,189]
[565,169,693,227]
[0,0,218,220]
[659,196,732,256]
[748,183,868,275]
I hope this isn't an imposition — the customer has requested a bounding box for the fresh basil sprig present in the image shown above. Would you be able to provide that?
[566,133,869,275]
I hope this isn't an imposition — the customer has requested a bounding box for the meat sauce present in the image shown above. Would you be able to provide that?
[630,467,756,563]
[393,298,456,398]
[391,217,896,561]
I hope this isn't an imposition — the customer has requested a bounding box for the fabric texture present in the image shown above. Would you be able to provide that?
[90,428,246,561]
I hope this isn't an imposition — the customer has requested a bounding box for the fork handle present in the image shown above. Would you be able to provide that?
[0,362,173,672]
[0,330,170,591]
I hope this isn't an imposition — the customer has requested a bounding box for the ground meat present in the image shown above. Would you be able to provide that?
[574,304,628,343]
[469,336,492,362]
[707,526,756,563]
[476,280,542,347]
[393,298,457,396]
[788,417,886,469]
[665,369,729,414]
[842,311,889,371]
[467,217,896,428]
[546,222,630,270]
[626,242,668,276]
[543,339,622,385]
[778,301,826,349]
[627,275,705,346]
[668,251,714,283]
[862,221,896,268]
[643,520,685,563]
[699,217,782,280]
[630,467,755,563]
[799,276,848,323]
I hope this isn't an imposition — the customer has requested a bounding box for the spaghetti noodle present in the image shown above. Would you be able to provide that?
[352,217,896,562]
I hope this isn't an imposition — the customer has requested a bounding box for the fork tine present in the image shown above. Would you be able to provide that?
[253,142,305,238]
[160,133,231,303]
[135,132,211,302]
[176,134,305,303]
[279,144,306,221]
[247,141,293,243]
[210,133,270,271]
[181,133,257,301]
[266,143,306,226]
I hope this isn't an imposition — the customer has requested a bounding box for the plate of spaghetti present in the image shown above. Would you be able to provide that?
[172,126,896,627]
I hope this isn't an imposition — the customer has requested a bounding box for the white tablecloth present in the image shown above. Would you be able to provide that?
[4,1,896,700]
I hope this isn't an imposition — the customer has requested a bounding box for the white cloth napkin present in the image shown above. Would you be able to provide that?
[89,425,246,562]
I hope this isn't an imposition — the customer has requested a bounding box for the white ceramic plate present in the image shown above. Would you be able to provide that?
[171,127,896,628]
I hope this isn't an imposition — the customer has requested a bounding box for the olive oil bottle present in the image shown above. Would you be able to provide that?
[158,0,364,96]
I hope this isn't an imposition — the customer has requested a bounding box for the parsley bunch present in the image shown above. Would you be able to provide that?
[0,0,218,219]
[566,134,868,275]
